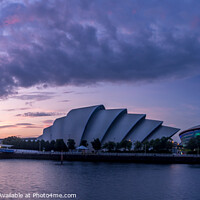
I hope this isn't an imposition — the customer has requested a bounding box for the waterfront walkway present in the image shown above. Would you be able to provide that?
[12,149,200,158]
[0,149,200,164]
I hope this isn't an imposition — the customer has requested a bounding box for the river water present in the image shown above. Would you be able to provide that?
[0,159,199,200]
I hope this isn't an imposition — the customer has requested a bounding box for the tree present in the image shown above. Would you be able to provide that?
[80,140,88,147]
[134,141,142,151]
[54,139,68,151]
[127,141,132,151]
[91,138,101,151]
[149,139,155,150]
[33,140,39,150]
[149,137,173,153]
[152,138,161,152]
[103,141,116,151]
[67,139,76,150]
[2,136,22,148]
[187,138,197,151]
[41,140,46,151]
[44,141,51,151]
[164,137,173,151]
[50,140,56,151]
[142,141,150,152]
[120,140,132,151]
[196,135,200,153]
[160,137,172,151]
[115,142,121,151]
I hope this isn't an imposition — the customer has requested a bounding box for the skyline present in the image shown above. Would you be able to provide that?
[0,0,200,142]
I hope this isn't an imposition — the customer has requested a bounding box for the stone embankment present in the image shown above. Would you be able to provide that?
[0,151,200,164]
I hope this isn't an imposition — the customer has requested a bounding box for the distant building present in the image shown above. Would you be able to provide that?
[179,125,200,146]
[38,105,180,148]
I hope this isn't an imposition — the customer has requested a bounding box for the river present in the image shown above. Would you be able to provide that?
[0,159,199,200]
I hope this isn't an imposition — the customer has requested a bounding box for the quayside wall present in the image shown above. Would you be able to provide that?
[1,152,200,164]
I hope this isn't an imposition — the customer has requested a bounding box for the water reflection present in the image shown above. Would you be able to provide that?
[0,160,199,200]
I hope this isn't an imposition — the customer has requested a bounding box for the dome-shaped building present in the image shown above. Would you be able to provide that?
[179,125,200,146]
[38,105,180,148]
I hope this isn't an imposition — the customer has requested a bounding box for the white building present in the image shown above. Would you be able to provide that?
[38,105,180,147]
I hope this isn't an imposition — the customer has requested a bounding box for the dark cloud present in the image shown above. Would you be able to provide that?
[63,91,74,94]
[25,102,34,107]
[16,123,34,126]
[23,125,42,128]
[0,0,200,97]
[0,125,16,129]
[0,123,41,129]
[16,123,41,128]
[36,84,49,90]
[12,93,54,101]
[16,112,65,117]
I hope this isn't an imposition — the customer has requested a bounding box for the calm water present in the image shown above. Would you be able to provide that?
[0,159,200,200]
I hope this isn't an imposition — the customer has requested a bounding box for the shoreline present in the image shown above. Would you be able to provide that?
[1,152,200,164]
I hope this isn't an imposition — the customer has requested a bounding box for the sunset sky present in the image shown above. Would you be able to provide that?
[0,0,200,141]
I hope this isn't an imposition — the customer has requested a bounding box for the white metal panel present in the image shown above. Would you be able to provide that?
[63,105,105,146]
[147,126,180,140]
[101,114,145,144]
[82,109,126,145]
[42,126,52,141]
[51,117,65,140]
[124,119,162,142]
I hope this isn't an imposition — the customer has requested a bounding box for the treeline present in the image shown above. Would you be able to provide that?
[2,137,68,152]
[2,137,84,152]
[2,136,174,153]
[100,137,173,153]
[88,137,173,153]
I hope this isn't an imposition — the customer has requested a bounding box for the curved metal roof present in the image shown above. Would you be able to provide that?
[51,117,65,140]
[62,105,105,145]
[82,109,127,144]
[124,119,163,142]
[146,126,180,140]
[42,126,52,141]
[190,125,200,129]
[101,114,145,144]
[179,125,200,136]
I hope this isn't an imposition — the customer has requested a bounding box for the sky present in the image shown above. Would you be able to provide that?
[0,0,200,141]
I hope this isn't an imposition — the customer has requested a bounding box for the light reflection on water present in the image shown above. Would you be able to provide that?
[0,159,200,200]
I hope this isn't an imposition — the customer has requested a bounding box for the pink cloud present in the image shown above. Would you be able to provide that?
[3,14,36,27]
[4,15,21,25]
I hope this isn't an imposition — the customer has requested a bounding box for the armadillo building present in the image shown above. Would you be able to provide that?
[38,105,180,147]
[179,125,200,147]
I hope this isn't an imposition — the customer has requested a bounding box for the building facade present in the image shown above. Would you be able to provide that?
[38,105,180,148]
[179,125,200,146]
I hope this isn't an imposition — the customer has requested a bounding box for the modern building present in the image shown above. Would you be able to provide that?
[179,125,200,146]
[38,105,180,148]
